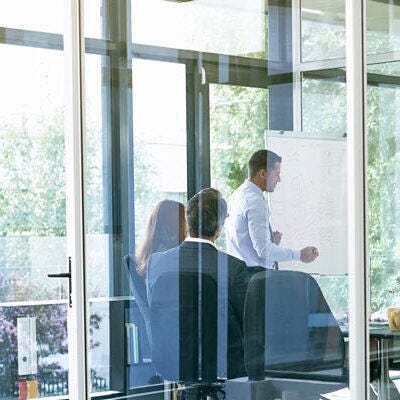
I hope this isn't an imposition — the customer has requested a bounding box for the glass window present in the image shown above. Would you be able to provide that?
[367,63,400,310]
[132,58,187,244]
[301,0,345,62]
[82,1,352,399]
[132,0,267,58]
[0,35,68,400]
[302,70,346,137]
[367,0,400,55]
[0,0,65,34]
[210,84,267,249]
[367,1,400,392]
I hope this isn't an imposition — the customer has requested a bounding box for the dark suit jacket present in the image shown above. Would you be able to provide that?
[147,240,250,380]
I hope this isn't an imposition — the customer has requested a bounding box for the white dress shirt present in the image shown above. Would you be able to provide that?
[226,179,300,269]
[185,236,217,248]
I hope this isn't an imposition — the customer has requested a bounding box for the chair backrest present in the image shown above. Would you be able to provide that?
[150,271,218,383]
[123,255,152,344]
[244,270,345,381]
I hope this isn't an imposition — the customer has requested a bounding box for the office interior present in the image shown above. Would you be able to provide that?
[0,0,399,399]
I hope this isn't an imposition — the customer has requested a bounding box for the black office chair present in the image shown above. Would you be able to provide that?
[244,270,347,383]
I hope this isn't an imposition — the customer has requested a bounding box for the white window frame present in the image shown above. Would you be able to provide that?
[346,0,370,398]
[64,0,89,398]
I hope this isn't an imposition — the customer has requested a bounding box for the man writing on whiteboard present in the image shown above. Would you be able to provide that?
[226,149,319,270]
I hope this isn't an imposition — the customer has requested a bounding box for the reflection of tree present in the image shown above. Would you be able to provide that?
[301,75,400,315]
[210,84,267,200]
[0,108,103,396]
[134,139,160,238]
[0,110,66,236]
[209,85,267,249]
[367,85,400,311]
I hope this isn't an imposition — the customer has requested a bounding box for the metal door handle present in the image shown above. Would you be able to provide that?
[48,273,71,278]
[47,257,72,308]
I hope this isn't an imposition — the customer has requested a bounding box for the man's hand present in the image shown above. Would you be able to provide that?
[273,231,282,245]
[300,246,319,263]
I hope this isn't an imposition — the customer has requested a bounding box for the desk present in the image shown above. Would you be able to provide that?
[340,324,400,400]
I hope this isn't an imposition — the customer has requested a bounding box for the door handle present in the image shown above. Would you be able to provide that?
[48,257,72,308]
[48,273,71,278]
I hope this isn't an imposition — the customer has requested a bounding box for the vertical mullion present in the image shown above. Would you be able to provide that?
[346,0,369,398]
[292,0,302,132]
[65,0,88,398]
[194,57,211,192]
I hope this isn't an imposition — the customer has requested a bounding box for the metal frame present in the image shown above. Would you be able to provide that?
[346,0,369,399]
[64,0,88,398]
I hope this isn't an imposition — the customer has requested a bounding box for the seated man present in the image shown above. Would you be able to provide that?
[147,188,250,381]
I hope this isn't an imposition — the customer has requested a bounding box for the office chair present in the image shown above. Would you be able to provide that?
[244,270,347,383]
[123,255,152,359]
[150,270,234,399]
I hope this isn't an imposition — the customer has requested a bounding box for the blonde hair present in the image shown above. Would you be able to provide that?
[136,200,186,276]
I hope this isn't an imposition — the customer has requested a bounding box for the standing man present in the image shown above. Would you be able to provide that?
[226,149,318,270]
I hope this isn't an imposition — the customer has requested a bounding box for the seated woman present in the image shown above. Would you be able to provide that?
[124,200,186,347]
[136,200,186,278]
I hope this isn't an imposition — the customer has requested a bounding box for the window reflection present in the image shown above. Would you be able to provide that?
[301,0,345,62]
[132,59,187,246]
[132,0,267,58]
[302,70,346,137]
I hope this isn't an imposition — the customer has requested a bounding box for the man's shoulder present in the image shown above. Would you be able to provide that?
[149,246,179,265]
[230,182,262,208]
[216,248,247,269]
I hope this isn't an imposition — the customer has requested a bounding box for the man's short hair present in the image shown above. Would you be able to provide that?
[186,188,228,238]
[248,149,282,178]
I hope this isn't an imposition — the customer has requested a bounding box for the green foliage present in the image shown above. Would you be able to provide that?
[367,84,400,310]
[210,84,267,199]
[0,110,66,236]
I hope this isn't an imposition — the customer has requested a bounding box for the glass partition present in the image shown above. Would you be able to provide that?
[0,5,69,399]
[366,0,400,395]
[82,0,352,399]
[131,0,267,58]
[4,0,395,399]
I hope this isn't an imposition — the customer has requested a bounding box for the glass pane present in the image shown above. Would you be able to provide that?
[367,62,400,391]
[302,70,346,137]
[132,0,267,58]
[133,59,187,246]
[84,0,102,39]
[210,84,267,249]
[301,0,345,62]
[83,43,187,395]
[367,0,400,55]
[0,44,68,398]
[367,0,400,394]
[0,0,65,34]
[83,1,351,399]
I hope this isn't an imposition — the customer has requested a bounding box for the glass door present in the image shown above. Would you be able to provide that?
[366,0,400,395]
[82,2,188,393]
[0,2,72,399]
[80,0,356,399]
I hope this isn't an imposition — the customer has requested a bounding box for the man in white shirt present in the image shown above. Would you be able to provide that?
[226,149,318,269]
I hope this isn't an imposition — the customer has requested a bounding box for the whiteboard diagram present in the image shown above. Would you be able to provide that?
[266,134,347,275]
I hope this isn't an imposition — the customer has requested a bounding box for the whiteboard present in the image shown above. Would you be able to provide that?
[266,134,347,275]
